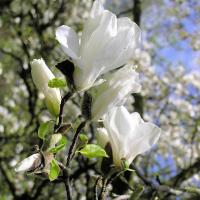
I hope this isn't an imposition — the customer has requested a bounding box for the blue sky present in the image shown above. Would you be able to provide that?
[143,0,200,72]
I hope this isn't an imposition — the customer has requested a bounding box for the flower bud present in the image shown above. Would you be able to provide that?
[31,58,61,116]
[96,128,109,148]
[15,153,42,172]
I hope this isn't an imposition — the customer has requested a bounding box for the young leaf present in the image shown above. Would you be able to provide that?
[49,133,62,148]
[38,121,54,140]
[48,136,67,153]
[76,134,88,150]
[48,159,60,181]
[79,144,108,159]
[48,78,66,88]
[79,134,88,142]
[57,123,72,133]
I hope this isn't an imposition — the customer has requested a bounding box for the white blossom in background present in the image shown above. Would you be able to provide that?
[15,153,41,172]
[129,48,151,69]
[91,65,141,120]
[56,0,141,91]
[183,71,200,90]
[31,58,61,116]
[98,106,161,167]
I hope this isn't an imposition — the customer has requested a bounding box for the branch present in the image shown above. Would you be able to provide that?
[132,0,141,25]
[66,121,87,167]
[0,162,17,198]
[54,92,74,131]
[170,158,200,187]
[31,180,49,200]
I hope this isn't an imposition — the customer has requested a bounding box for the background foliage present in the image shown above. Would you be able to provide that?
[0,0,200,199]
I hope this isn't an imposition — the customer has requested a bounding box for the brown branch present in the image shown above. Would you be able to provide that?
[54,92,74,131]
[31,180,49,200]
[132,0,141,25]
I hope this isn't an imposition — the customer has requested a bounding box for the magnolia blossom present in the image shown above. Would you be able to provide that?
[56,0,141,91]
[15,153,41,172]
[91,65,141,120]
[31,58,61,116]
[97,106,161,167]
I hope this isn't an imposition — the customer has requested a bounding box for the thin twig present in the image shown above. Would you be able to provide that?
[0,163,17,198]
[59,163,72,200]
[55,92,74,131]
[64,172,72,200]
[99,178,108,200]
[63,121,87,200]
[131,163,153,186]
[66,121,87,167]
[95,176,102,200]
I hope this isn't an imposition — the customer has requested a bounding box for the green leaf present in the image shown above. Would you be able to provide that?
[49,159,60,181]
[38,121,54,140]
[57,123,72,133]
[121,158,135,172]
[49,133,62,148]
[48,78,66,88]
[79,134,88,142]
[121,158,130,170]
[48,136,67,153]
[79,144,108,159]
[76,134,88,150]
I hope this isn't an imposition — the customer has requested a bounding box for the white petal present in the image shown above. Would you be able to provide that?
[56,25,80,59]
[103,108,124,166]
[94,18,141,74]
[31,58,61,116]
[80,17,102,54]
[15,153,41,172]
[75,11,117,90]
[81,10,117,71]
[117,17,141,40]
[81,1,105,54]
[90,0,104,18]
[45,90,61,116]
[91,87,120,120]
[102,107,161,167]
[127,122,161,164]
[91,68,141,120]
[112,106,134,137]
[130,112,144,127]
[96,128,109,148]
[31,58,54,92]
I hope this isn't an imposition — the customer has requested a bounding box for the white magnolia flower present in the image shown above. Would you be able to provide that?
[56,0,141,91]
[15,153,41,172]
[31,58,61,116]
[91,65,141,120]
[98,106,161,167]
